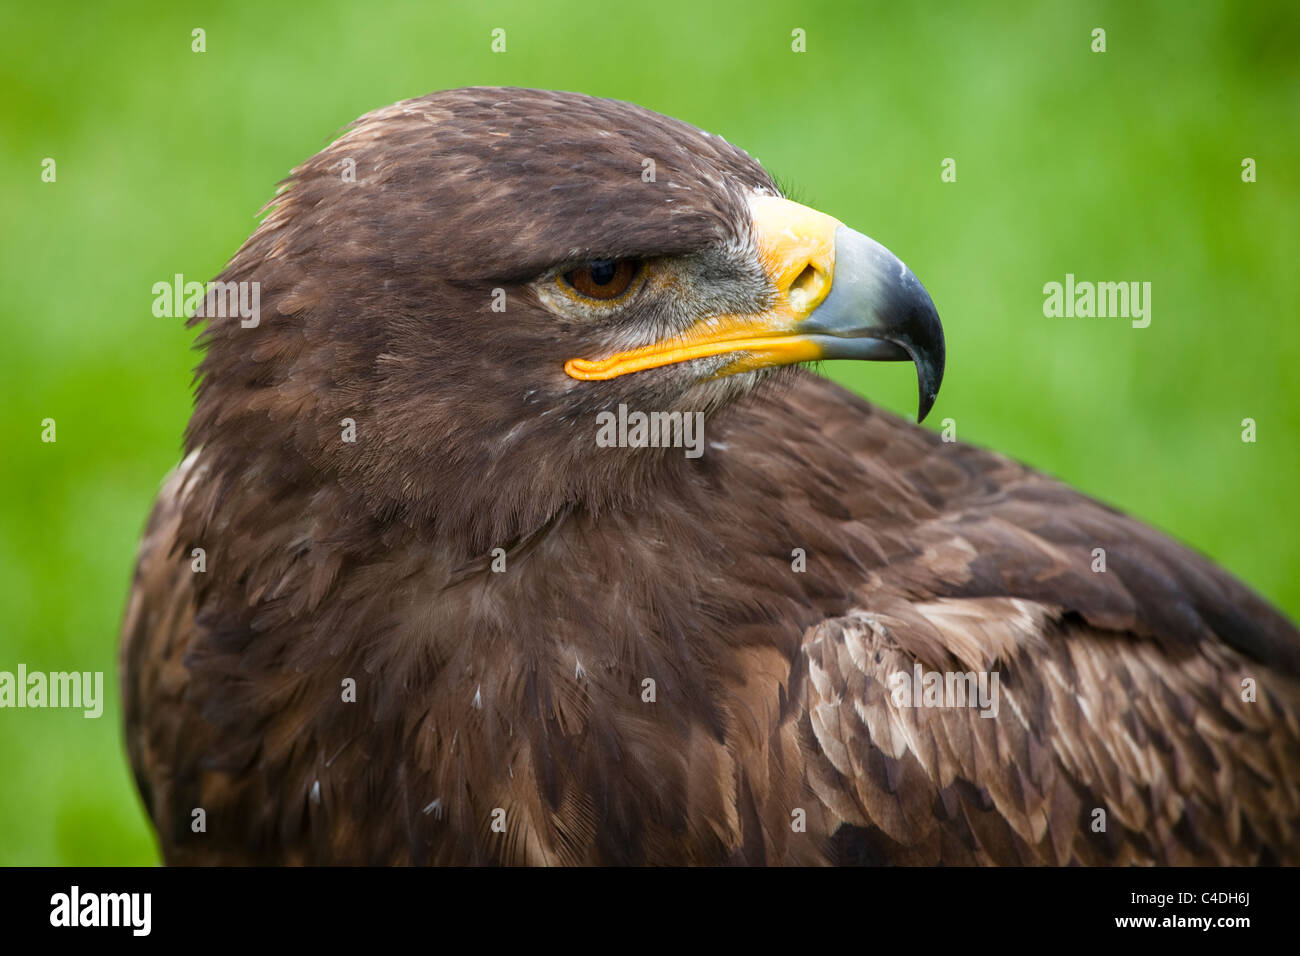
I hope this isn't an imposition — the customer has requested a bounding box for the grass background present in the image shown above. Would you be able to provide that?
[1,0,1296,865]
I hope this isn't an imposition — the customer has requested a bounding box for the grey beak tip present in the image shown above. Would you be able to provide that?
[914,329,945,424]
[810,226,947,424]
[913,369,940,423]
[901,298,945,424]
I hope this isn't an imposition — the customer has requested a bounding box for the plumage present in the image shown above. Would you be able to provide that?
[121,87,1300,865]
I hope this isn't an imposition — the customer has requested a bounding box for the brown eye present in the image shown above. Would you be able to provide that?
[562,259,641,301]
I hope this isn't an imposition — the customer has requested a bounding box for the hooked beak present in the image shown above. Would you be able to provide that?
[564,195,945,422]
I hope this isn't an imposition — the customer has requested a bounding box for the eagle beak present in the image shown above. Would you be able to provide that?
[564,195,946,422]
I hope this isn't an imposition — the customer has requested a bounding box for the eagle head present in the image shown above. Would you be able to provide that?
[186,88,944,553]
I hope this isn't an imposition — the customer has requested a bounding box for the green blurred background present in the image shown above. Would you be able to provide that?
[1,0,1296,864]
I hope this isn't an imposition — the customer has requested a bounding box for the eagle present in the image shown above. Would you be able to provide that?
[121,87,1300,865]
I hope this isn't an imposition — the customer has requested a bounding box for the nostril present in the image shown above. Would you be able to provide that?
[788,264,823,311]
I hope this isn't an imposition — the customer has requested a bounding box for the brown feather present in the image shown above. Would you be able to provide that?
[121,88,1300,865]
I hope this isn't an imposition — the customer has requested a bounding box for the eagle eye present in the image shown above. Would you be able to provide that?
[561,259,642,301]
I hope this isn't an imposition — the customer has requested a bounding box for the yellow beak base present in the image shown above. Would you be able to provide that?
[564,195,841,381]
